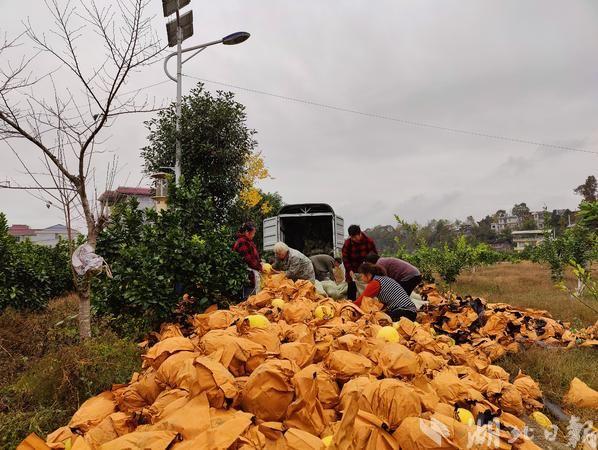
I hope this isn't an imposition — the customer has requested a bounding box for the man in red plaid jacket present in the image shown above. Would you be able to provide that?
[233,223,262,299]
[342,224,377,300]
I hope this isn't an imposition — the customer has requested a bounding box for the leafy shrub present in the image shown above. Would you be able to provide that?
[94,177,247,328]
[399,236,508,284]
[534,204,597,282]
[0,213,74,311]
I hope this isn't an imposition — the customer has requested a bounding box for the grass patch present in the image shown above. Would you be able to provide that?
[453,261,597,327]
[0,295,142,450]
[496,347,598,423]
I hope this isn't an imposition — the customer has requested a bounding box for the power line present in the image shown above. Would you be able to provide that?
[185,75,597,156]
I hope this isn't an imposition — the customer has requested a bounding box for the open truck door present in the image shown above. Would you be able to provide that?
[263,216,279,252]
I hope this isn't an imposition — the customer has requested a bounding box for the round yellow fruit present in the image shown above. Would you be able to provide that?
[321,435,333,447]
[271,298,285,309]
[531,411,552,430]
[314,305,334,320]
[246,314,270,329]
[456,408,475,425]
[377,326,400,343]
[262,263,273,274]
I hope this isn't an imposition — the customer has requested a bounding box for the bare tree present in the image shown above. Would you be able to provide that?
[0,0,163,338]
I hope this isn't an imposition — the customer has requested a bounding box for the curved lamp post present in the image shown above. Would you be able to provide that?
[163,31,250,184]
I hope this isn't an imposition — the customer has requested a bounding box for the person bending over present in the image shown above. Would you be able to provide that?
[310,254,341,281]
[365,253,422,295]
[272,242,315,281]
[354,262,417,321]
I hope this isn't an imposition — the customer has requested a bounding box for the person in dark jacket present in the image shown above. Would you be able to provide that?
[232,222,262,299]
[342,225,377,300]
[365,253,422,295]
[354,262,417,321]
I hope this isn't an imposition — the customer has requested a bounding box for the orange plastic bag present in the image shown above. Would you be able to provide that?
[282,300,315,324]
[285,368,329,436]
[293,364,340,409]
[359,379,422,429]
[563,377,598,409]
[68,391,117,433]
[142,337,196,370]
[191,310,238,336]
[241,359,299,421]
[325,350,373,382]
[200,330,267,376]
[100,430,179,450]
[280,342,316,368]
[375,342,419,378]
[114,370,162,413]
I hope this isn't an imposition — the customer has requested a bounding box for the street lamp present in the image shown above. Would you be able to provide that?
[161,0,250,185]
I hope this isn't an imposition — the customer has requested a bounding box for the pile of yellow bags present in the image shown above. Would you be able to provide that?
[23,274,598,450]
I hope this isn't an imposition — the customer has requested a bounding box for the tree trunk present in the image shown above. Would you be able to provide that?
[78,276,92,339]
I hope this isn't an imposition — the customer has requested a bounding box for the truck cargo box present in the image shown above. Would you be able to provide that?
[263,203,344,256]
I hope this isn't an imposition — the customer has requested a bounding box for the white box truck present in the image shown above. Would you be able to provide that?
[263,203,345,257]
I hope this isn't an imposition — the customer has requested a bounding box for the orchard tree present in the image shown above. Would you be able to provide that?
[141,84,270,223]
[0,0,162,338]
[574,175,597,203]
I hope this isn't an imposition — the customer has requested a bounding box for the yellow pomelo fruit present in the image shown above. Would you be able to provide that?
[271,298,285,309]
[321,435,333,447]
[314,305,334,320]
[456,408,475,425]
[246,314,270,329]
[377,326,400,343]
[531,411,552,430]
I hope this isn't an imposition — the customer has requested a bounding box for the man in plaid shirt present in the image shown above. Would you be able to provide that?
[342,224,377,300]
[233,223,262,299]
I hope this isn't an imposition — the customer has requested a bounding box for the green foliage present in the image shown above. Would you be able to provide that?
[0,213,74,311]
[94,178,247,327]
[511,202,531,219]
[230,190,284,252]
[534,210,597,282]
[397,234,506,284]
[574,175,597,203]
[141,83,257,222]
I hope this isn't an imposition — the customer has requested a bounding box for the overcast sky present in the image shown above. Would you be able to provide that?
[1,0,597,231]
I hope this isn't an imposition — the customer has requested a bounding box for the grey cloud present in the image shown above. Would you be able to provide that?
[1,0,597,231]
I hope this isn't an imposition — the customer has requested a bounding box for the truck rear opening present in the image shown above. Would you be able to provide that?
[263,203,344,257]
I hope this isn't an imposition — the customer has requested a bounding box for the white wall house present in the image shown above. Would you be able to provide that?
[98,186,155,215]
[512,229,548,252]
[8,224,80,246]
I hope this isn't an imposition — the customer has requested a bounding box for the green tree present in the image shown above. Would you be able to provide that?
[521,217,537,230]
[0,213,74,310]
[94,179,247,328]
[574,175,597,203]
[472,215,498,244]
[230,190,284,252]
[142,84,257,221]
[511,203,531,220]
